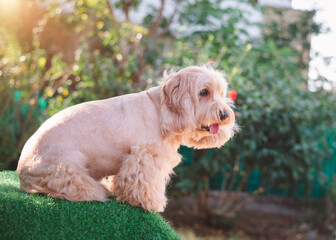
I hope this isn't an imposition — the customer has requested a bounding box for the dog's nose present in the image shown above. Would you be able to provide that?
[219,110,229,121]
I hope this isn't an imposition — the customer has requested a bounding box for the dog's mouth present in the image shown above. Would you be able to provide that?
[201,123,219,135]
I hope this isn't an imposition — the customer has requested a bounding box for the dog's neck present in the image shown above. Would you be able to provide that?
[146,86,161,113]
[146,86,183,152]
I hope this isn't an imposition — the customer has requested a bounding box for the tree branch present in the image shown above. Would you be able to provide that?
[106,0,119,29]
[155,1,179,37]
[149,0,165,36]
[122,0,135,21]
[132,52,145,84]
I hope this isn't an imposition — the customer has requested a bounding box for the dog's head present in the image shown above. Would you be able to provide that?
[160,66,238,149]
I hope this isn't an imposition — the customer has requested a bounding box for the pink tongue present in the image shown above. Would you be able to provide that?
[209,124,219,134]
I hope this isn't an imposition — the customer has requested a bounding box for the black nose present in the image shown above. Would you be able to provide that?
[220,110,229,121]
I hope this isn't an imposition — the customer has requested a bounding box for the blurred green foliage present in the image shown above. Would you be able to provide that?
[0,29,48,169]
[173,38,336,198]
[0,0,335,202]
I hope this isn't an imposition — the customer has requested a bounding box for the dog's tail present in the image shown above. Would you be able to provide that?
[18,164,108,202]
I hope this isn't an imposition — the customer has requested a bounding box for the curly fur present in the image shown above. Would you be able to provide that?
[17,66,237,212]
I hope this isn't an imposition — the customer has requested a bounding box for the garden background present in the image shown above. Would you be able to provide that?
[0,0,336,239]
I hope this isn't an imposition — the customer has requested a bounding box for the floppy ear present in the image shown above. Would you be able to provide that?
[161,73,183,113]
[160,72,195,137]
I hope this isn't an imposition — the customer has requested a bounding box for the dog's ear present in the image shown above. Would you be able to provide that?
[160,71,196,137]
[161,73,184,113]
[161,71,198,113]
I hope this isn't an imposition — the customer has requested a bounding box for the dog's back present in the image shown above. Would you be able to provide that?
[17,89,162,202]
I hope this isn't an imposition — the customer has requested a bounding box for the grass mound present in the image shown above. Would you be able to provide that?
[0,171,180,240]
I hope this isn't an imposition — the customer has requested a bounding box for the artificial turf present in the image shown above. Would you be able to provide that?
[0,171,180,240]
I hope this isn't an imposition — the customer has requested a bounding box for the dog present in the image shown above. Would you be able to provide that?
[17,66,237,212]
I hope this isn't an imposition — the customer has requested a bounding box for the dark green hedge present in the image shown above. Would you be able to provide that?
[0,171,180,240]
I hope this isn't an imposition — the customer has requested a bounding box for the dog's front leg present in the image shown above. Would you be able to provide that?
[112,143,175,212]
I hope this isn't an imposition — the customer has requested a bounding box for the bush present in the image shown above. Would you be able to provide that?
[167,10,336,216]
[0,30,48,170]
[0,171,180,240]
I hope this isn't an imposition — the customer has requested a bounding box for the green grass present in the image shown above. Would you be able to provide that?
[0,171,180,240]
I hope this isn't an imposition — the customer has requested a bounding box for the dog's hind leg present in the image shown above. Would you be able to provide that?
[112,142,181,212]
[18,155,107,202]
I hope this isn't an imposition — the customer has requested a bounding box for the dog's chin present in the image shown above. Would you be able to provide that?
[183,124,235,149]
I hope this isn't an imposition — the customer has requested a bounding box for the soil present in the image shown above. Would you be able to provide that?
[163,193,334,240]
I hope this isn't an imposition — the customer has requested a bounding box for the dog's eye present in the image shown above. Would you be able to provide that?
[200,89,208,96]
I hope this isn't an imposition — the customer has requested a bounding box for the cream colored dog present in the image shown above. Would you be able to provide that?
[17,66,237,212]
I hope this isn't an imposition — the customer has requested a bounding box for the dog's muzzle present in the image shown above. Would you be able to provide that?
[200,110,229,135]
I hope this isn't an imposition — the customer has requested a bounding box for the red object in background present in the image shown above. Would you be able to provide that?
[229,90,237,101]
